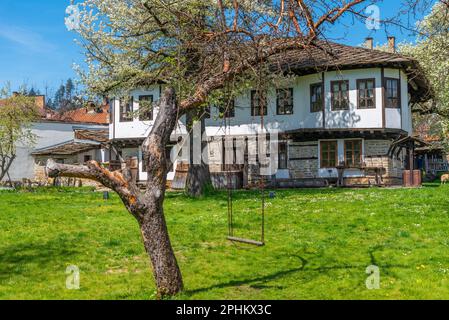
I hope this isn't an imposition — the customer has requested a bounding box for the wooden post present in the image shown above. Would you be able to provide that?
[409,141,414,186]
[424,153,428,174]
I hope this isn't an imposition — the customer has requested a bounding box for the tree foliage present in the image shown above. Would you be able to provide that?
[400,2,449,117]
[0,90,39,182]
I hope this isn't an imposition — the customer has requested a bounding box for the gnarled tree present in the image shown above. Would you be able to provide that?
[54,0,423,296]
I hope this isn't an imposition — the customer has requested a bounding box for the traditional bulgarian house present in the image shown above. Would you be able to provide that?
[108,39,432,188]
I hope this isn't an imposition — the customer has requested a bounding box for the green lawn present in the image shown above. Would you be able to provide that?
[1,184,449,300]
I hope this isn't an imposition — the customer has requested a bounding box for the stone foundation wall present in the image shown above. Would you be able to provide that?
[205,138,405,188]
[364,140,404,178]
[288,142,319,179]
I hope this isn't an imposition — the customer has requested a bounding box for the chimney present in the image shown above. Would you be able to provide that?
[34,95,45,110]
[365,37,373,50]
[388,36,396,53]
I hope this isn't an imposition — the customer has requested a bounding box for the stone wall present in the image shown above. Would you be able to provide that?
[288,142,319,179]
[364,140,404,178]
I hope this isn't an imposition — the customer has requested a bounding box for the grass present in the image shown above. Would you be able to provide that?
[1,184,449,300]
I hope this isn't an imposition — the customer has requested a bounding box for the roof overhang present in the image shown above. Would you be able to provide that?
[32,139,102,156]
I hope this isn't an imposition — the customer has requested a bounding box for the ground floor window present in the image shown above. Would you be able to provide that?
[83,155,92,163]
[278,142,288,169]
[320,141,338,168]
[344,140,362,167]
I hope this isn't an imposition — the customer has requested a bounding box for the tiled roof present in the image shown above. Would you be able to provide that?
[32,139,101,156]
[269,40,432,103]
[74,128,109,143]
[54,105,110,125]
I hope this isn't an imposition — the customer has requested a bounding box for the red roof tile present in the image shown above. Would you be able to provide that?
[54,105,110,125]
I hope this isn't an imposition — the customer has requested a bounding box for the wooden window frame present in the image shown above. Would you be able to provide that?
[310,83,324,113]
[203,105,211,119]
[385,77,401,109]
[138,95,154,121]
[357,78,376,109]
[320,140,338,168]
[109,99,114,124]
[278,142,288,169]
[276,88,294,115]
[251,90,267,117]
[83,155,92,163]
[218,98,235,118]
[119,97,133,122]
[344,139,363,167]
[330,80,350,111]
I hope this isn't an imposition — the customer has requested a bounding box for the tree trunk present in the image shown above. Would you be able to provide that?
[0,154,15,182]
[185,110,210,197]
[141,87,183,296]
[46,87,183,297]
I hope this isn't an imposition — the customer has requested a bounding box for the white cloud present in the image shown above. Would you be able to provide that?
[0,24,57,53]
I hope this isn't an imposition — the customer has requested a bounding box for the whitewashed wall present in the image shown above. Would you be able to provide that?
[113,68,410,140]
[5,121,107,182]
[324,68,383,129]
[110,86,187,140]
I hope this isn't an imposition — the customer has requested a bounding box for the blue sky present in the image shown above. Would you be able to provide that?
[0,0,438,97]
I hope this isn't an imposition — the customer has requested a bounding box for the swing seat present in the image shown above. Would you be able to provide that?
[227,236,264,246]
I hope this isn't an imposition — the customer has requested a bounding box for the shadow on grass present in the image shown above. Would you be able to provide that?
[184,250,411,296]
[184,255,309,295]
[0,239,78,280]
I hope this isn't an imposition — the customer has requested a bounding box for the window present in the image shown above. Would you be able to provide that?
[385,78,400,108]
[344,140,362,167]
[138,95,153,121]
[331,80,349,111]
[251,90,267,116]
[320,141,338,168]
[203,105,211,119]
[218,98,235,118]
[142,153,148,173]
[357,79,376,109]
[83,155,92,163]
[276,88,293,115]
[310,83,323,113]
[278,142,288,169]
[109,100,114,124]
[119,97,133,122]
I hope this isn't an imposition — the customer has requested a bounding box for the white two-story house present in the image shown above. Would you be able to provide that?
[108,40,431,188]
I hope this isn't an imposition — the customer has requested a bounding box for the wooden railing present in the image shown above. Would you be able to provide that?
[427,159,449,172]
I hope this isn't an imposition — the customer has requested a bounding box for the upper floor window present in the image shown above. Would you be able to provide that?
[310,83,323,113]
[138,95,153,121]
[109,100,114,124]
[251,90,267,117]
[320,140,338,168]
[203,105,211,119]
[344,140,362,167]
[385,78,400,108]
[276,88,293,115]
[219,97,235,118]
[119,97,133,122]
[331,80,349,111]
[357,79,376,109]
